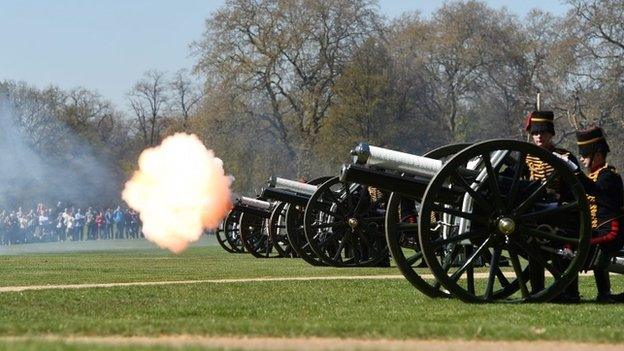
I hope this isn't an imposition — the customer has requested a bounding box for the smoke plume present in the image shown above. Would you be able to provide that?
[0,88,121,209]
[122,133,233,253]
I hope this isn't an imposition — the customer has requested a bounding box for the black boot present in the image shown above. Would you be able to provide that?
[594,268,614,303]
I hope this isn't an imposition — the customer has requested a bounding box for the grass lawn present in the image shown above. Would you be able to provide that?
[1,238,623,350]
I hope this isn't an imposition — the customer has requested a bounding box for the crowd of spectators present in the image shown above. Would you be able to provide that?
[1,202,142,245]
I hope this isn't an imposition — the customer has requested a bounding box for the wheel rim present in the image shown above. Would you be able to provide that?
[240,212,278,258]
[385,143,471,297]
[224,210,246,253]
[418,140,590,302]
[304,177,388,267]
[268,202,292,257]
[215,219,237,253]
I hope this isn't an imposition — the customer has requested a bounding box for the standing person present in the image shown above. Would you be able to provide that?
[95,210,105,240]
[64,208,74,241]
[56,212,65,242]
[113,206,125,239]
[129,210,140,238]
[124,209,133,239]
[524,110,580,301]
[104,208,113,239]
[574,127,624,302]
[85,207,95,240]
[74,209,84,241]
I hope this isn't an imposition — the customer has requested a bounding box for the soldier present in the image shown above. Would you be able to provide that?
[524,110,580,301]
[575,127,624,303]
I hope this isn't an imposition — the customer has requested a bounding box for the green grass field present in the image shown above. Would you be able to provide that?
[1,237,624,350]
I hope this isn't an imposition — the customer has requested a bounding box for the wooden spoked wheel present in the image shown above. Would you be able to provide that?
[385,143,470,297]
[215,219,238,253]
[418,140,590,302]
[223,210,246,253]
[239,211,279,258]
[268,201,294,257]
[284,176,332,266]
[304,177,388,267]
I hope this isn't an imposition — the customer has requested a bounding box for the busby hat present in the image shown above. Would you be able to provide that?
[576,126,610,157]
[525,110,555,134]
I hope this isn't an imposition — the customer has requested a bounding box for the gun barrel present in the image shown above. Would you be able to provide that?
[261,187,311,207]
[267,176,318,196]
[351,143,442,178]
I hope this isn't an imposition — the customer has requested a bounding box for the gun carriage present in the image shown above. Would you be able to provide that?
[216,195,284,258]
[219,208,246,253]
[215,138,624,303]
[300,146,478,269]
[262,176,332,266]
[341,139,592,302]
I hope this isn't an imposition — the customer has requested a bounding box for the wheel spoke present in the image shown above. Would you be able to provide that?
[449,237,492,282]
[507,152,526,211]
[451,171,493,212]
[323,189,349,215]
[511,239,561,278]
[509,250,529,298]
[482,154,505,212]
[317,206,344,218]
[430,229,488,249]
[332,238,348,261]
[343,182,355,209]
[311,222,346,229]
[495,266,510,287]
[405,251,423,266]
[521,225,580,244]
[433,243,461,289]
[518,202,579,221]
[484,246,502,300]
[514,172,558,214]
[430,205,489,226]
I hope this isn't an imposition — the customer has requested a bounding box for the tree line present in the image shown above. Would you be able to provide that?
[1,0,622,205]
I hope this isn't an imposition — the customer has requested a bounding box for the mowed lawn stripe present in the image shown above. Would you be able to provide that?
[0,275,404,293]
[0,272,527,293]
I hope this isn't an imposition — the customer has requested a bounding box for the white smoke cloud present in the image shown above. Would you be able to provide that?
[122,133,233,253]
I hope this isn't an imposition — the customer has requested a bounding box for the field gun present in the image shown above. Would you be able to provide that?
[261,176,332,265]
[337,140,592,302]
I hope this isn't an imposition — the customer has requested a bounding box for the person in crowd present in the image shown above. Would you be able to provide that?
[129,209,141,238]
[85,207,95,240]
[104,208,113,240]
[7,213,19,244]
[56,211,65,241]
[124,208,133,239]
[113,206,125,239]
[95,210,105,240]
[74,208,84,241]
[63,208,74,241]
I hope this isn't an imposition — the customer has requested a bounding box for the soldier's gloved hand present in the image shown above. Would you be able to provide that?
[551,152,579,172]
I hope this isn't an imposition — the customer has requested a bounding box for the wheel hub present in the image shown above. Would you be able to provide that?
[497,217,515,235]
[347,218,358,229]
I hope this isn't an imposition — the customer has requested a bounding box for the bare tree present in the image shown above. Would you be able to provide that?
[193,0,381,175]
[169,69,204,131]
[128,70,169,146]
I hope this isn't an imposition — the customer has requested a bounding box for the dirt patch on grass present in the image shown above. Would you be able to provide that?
[2,335,622,351]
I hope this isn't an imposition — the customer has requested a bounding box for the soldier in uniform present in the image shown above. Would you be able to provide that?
[524,110,580,300]
[575,127,624,302]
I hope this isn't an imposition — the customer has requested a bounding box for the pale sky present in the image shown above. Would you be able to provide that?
[0,0,571,112]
